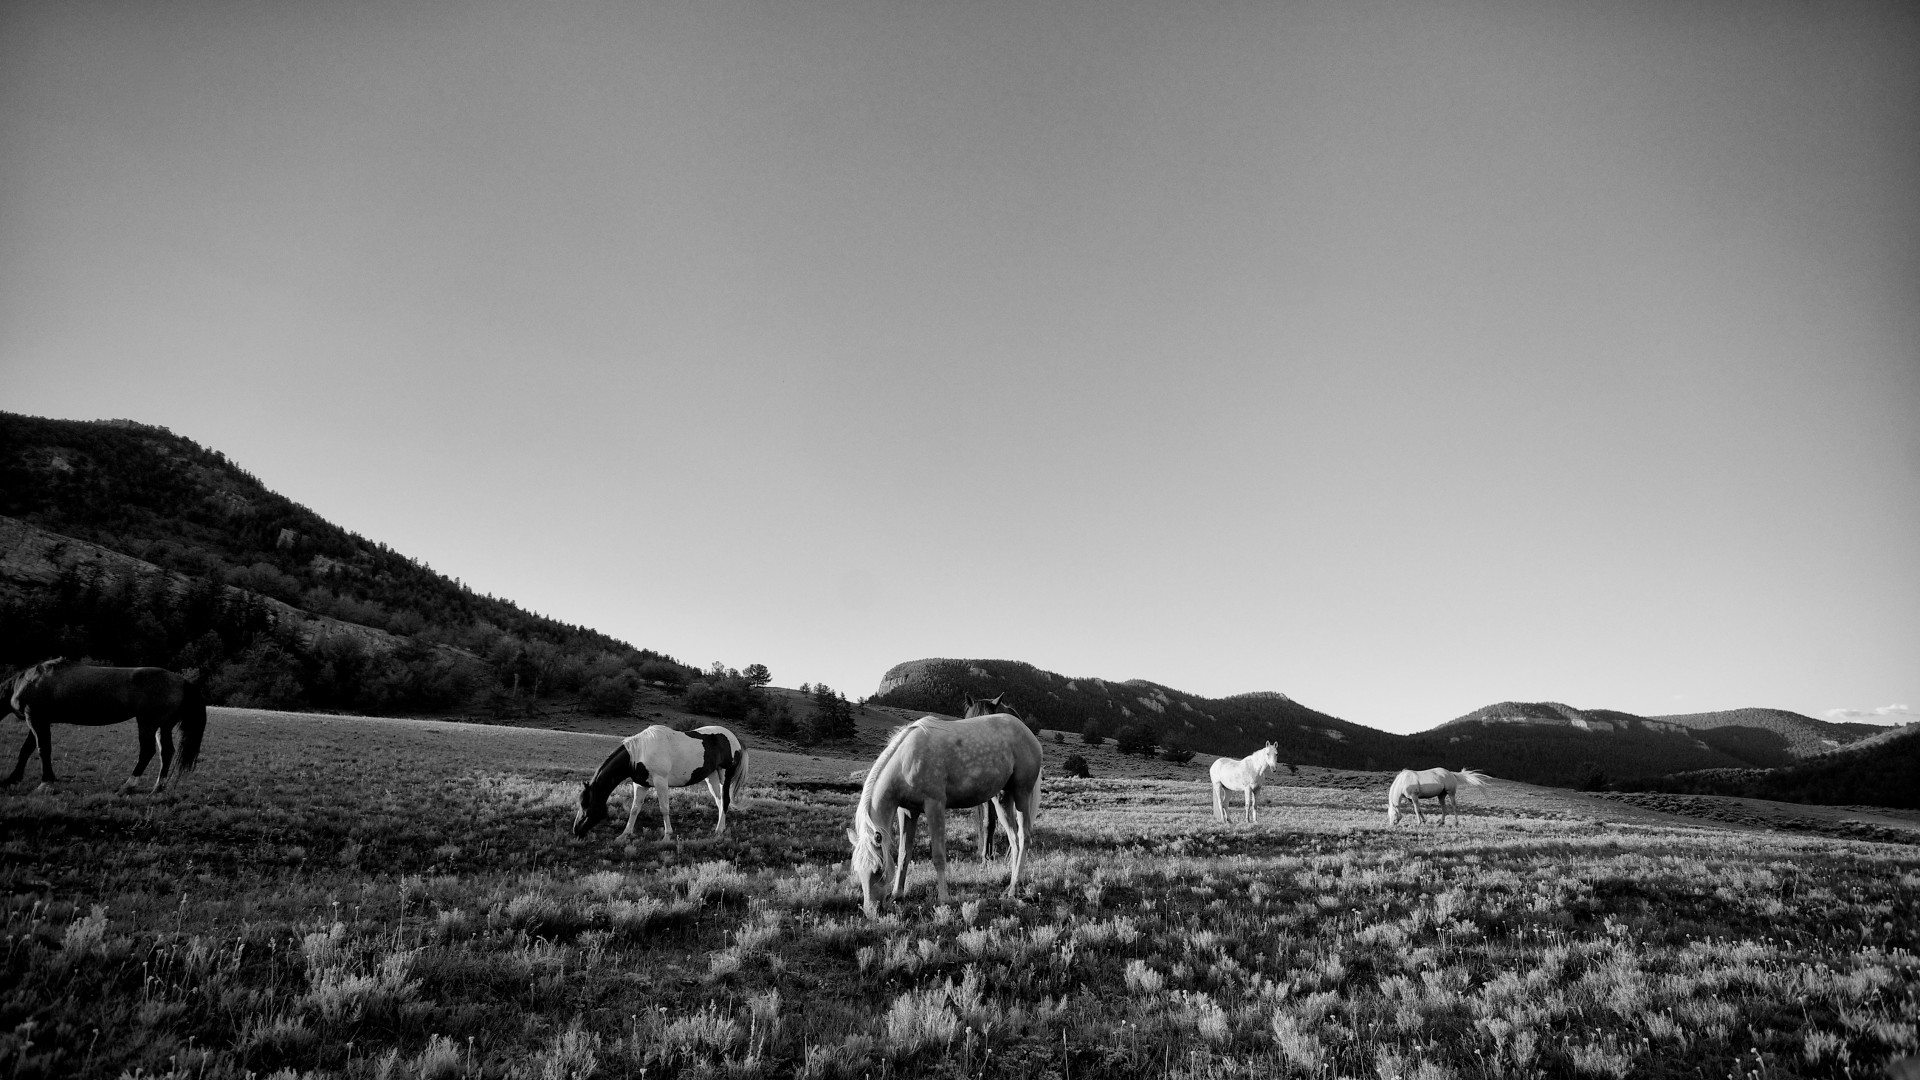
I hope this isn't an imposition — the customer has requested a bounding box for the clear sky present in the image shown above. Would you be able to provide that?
[3,1,1915,734]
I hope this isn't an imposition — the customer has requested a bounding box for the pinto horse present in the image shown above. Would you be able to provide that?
[848,712,1042,918]
[1386,767,1492,826]
[1210,741,1284,823]
[573,724,749,840]
[2,657,207,793]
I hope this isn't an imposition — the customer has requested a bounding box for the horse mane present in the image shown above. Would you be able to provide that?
[856,723,919,832]
[22,656,71,680]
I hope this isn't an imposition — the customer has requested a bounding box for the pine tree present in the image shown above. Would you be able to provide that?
[809,683,857,742]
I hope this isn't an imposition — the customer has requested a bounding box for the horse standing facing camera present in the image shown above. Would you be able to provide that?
[1209,741,1284,823]
[573,724,749,840]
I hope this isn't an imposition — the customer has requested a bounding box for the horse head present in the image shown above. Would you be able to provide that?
[572,781,607,838]
[963,693,1011,718]
[846,808,892,918]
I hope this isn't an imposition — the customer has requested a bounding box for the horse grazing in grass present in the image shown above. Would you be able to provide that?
[1386,767,1491,826]
[2,657,207,793]
[848,713,1042,918]
[573,724,749,840]
[1210,741,1284,823]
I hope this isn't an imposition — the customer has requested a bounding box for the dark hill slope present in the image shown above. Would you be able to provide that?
[0,412,690,712]
[1626,723,1920,809]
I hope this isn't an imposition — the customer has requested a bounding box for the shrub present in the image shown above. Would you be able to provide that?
[583,674,637,716]
[1115,723,1158,757]
[1061,755,1091,779]
[637,658,690,688]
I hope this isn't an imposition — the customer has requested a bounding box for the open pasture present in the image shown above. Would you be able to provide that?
[3,710,1917,1079]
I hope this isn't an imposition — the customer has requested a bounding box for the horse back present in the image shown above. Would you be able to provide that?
[891,715,1040,810]
[17,665,185,725]
[625,724,722,787]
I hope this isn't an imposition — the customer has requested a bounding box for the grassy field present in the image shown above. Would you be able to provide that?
[2,709,1917,1079]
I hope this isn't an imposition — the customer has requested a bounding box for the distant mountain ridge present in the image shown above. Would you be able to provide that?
[877,659,1883,793]
[1443,700,1874,767]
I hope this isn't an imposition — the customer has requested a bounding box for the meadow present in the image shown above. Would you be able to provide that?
[2,710,1917,1079]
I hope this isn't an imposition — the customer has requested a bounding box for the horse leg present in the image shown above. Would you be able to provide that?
[124,718,158,793]
[3,729,35,786]
[654,780,676,840]
[976,804,993,864]
[617,782,644,840]
[1003,785,1035,901]
[927,802,950,905]
[152,722,176,793]
[25,711,55,787]
[706,773,728,834]
[1212,780,1225,823]
[1246,786,1258,825]
[892,808,919,900]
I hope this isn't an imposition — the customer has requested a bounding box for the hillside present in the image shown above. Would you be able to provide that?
[0,412,693,715]
[1621,722,1920,809]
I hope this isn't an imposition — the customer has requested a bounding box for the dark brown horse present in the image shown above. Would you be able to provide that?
[3,658,207,792]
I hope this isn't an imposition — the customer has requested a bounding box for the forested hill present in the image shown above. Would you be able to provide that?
[0,413,692,714]
[873,657,1407,767]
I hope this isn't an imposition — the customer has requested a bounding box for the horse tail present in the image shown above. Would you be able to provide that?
[730,746,751,810]
[177,679,208,774]
[1458,768,1492,787]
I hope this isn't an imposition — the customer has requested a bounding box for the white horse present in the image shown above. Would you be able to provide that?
[1210,741,1283,823]
[573,725,749,840]
[1386,767,1491,826]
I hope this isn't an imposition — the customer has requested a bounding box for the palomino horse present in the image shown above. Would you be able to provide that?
[2,658,207,793]
[1386,767,1492,826]
[848,713,1042,918]
[573,724,749,840]
[1210,741,1284,823]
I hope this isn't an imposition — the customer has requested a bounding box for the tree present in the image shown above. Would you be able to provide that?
[808,684,858,743]
[1115,722,1158,758]
[763,695,798,740]
[741,663,772,687]
[1080,720,1106,746]
[1159,735,1195,765]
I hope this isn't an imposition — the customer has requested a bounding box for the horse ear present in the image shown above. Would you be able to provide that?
[845,828,857,845]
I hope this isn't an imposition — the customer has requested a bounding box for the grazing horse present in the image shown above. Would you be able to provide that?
[2,658,207,793]
[848,713,1042,918]
[573,724,749,840]
[1386,767,1492,826]
[1210,741,1284,823]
